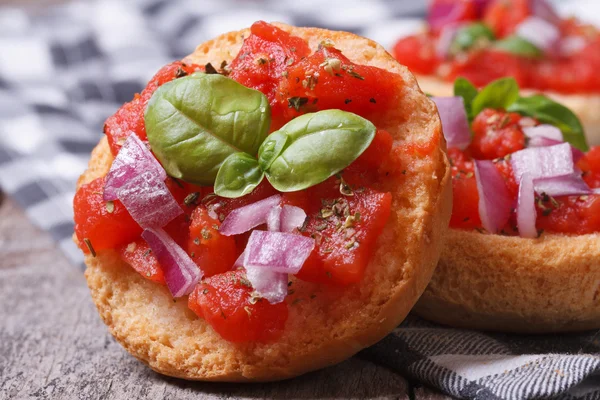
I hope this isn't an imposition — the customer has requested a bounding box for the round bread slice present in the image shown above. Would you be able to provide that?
[416,74,600,146]
[78,23,452,381]
[414,229,600,333]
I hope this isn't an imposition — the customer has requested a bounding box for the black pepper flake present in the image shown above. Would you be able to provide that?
[143,249,152,257]
[175,67,188,78]
[202,289,209,294]
[184,192,200,207]
[204,62,219,74]
[401,170,407,175]
[369,98,376,103]
[288,96,309,111]
[344,99,352,104]
[193,237,200,245]
[347,70,365,80]
[221,310,227,319]
[295,77,300,83]
[83,238,96,257]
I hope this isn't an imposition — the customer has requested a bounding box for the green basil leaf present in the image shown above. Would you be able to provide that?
[507,95,589,151]
[450,23,495,55]
[257,130,288,171]
[214,152,264,198]
[453,77,478,120]
[264,110,376,192]
[471,77,520,117]
[145,73,270,185]
[493,35,543,58]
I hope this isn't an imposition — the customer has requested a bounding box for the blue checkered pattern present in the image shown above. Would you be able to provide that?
[0,1,598,399]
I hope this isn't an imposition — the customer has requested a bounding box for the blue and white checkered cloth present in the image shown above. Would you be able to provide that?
[0,1,598,399]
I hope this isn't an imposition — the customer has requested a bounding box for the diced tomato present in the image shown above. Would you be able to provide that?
[469,108,526,160]
[446,49,530,88]
[229,21,311,130]
[104,61,202,155]
[447,148,482,229]
[347,129,394,173]
[188,271,288,343]
[188,206,239,278]
[74,177,142,253]
[393,34,439,75]
[483,0,530,38]
[578,146,600,189]
[209,179,279,220]
[537,194,600,235]
[278,46,403,124]
[118,239,165,284]
[293,176,392,286]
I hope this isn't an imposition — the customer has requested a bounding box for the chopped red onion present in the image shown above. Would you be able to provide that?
[474,160,512,233]
[103,134,166,201]
[267,206,282,232]
[525,137,584,163]
[515,16,560,54]
[511,143,574,182]
[560,36,586,57]
[436,24,460,59]
[244,266,288,304]
[516,174,538,239]
[117,171,183,229]
[534,173,591,197]
[523,124,563,142]
[280,205,307,233]
[432,96,471,150]
[529,0,560,26]
[219,195,281,236]
[243,230,315,275]
[142,228,201,297]
[428,2,467,32]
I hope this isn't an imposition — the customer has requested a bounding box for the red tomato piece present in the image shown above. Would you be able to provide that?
[446,49,530,88]
[469,108,526,160]
[228,21,311,130]
[188,207,239,278]
[429,0,479,33]
[118,239,165,284]
[447,148,482,229]
[578,146,600,189]
[347,129,394,173]
[293,176,392,286]
[393,34,439,75]
[104,61,202,155]
[278,46,403,124]
[483,0,530,38]
[188,271,288,343]
[537,194,600,235]
[74,177,142,253]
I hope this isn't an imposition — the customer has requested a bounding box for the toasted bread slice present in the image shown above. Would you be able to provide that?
[78,23,452,381]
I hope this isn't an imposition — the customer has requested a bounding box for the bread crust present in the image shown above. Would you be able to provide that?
[78,23,452,381]
[416,74,600,146]
[414,228,600,333]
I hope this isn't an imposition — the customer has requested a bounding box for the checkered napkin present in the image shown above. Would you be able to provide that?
[0,1,597,399]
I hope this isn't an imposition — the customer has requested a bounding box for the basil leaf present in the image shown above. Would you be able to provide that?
[145,73,270,185]
[258,130,288,171]
[471,77,520,117]
[214,152,264,198]
[453,77,478,120]
[263,110,376,192]
[507,95,588,151]
[450,23,495,55]
[493,35,543,58]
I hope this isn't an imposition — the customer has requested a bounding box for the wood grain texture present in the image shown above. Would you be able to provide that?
[0,196,449,399]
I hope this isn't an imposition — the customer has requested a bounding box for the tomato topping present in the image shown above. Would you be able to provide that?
[188,271,288,343]
[118,239,165,284]
[393,34,439,75]
[228,21,311,130]
[104,61,202,155]
[429,0,479,33]
[188,207,239,278]
[446,49,530,88]
[74,177,142,253]
[348,129,394,172]
[483,0,530,38]
[278,46,403,123]
[469,108,527,160]
[293,176,392,286]
[578,146,600,189]
[537,194,600,235]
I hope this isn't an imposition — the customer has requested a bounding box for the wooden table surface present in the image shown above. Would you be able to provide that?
[0,193,449,400]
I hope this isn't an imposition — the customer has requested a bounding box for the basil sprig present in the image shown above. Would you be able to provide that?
[145,73,270,185]
[453,77,588,151]
[450,23,495,55]
[493,35,543,59]
[215,110,376,197]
